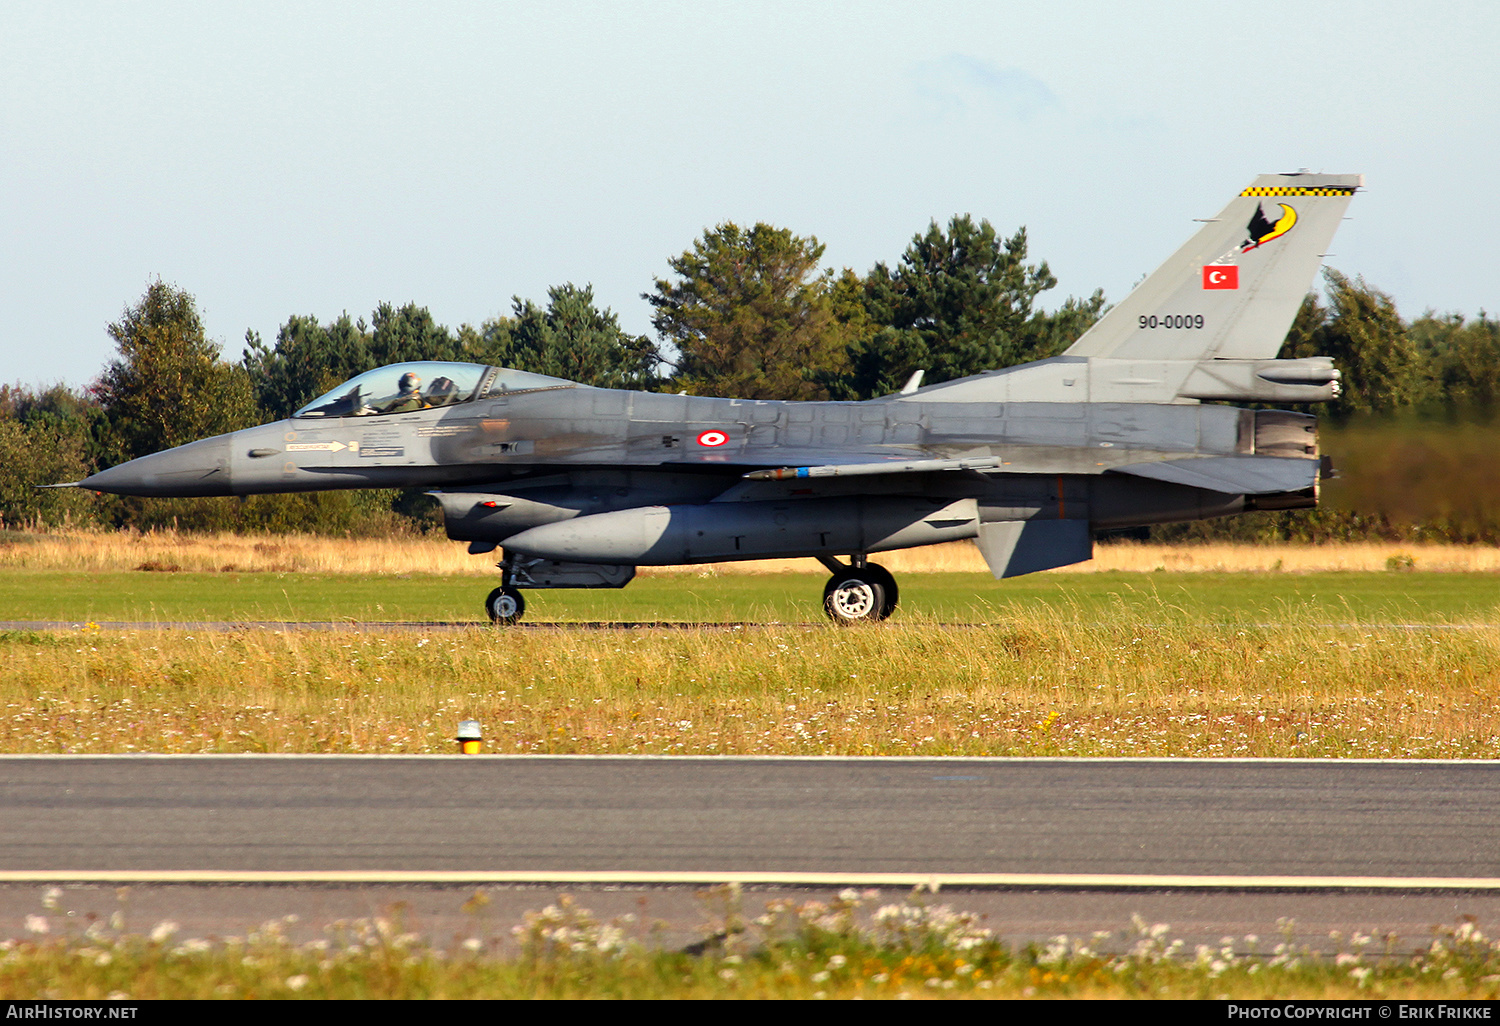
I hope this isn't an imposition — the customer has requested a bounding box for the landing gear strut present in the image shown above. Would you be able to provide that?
[485,585,525,625]
[819,556,898,624]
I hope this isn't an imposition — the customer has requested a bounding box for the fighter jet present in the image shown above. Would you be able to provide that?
[70,172,1360,624]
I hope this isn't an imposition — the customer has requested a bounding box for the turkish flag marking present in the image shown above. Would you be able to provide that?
[1203,265,1239,290]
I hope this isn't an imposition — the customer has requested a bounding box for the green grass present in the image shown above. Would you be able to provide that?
[4,600,1499,758]
[1,568,1497,758]
[1,569,1497,624]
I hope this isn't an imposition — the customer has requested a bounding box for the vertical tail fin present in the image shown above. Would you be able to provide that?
[1064,172,1362,361]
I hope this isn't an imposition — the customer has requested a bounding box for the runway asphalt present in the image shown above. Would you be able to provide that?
[2,750,1500,948]
[4,755,1499,949]
[3,755,1497,882]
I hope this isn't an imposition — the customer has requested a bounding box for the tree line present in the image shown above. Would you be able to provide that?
[1,215,1494,540]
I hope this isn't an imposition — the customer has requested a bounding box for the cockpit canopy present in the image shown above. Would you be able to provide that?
[292,362,576,419]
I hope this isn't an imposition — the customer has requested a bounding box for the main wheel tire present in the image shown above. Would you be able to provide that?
[862,562,899,618]
[823,571,888,624]
[485,586,526,625]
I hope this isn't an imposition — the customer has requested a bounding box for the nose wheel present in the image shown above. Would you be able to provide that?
[821,561,898,623]
[485,586,526,625]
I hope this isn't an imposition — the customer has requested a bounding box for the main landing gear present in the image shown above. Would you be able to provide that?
[818,556,898,624]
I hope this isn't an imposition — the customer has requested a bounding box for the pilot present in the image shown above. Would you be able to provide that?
[384,372,425,413]
[425,376,457,407]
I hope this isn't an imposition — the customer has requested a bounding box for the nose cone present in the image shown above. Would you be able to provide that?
[78,434,234,497]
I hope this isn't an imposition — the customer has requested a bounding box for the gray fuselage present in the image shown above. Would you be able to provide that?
[80,378,1316,567]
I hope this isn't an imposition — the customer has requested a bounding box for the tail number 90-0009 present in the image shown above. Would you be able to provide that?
[1139,314,1205,329]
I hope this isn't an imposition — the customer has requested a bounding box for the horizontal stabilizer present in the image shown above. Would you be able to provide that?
[975,519,1092,579]
[1110,455,1317,495]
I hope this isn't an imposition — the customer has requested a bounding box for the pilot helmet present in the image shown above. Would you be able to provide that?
[399,372,421,392]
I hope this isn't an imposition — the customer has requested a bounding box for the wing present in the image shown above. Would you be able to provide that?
[737,452,1318,494]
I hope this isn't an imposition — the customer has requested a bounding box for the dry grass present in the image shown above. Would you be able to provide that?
[3,529,1497,575]
[11,888,1500,996]
[11,886,1500,999]
[6,608,1498,758]
[0,530,495,576]
[1082,541,1500,574]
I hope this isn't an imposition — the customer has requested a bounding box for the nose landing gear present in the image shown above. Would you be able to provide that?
[484,585,526,625]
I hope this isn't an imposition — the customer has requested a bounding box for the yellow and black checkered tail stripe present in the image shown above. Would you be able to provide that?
[1240,186,1357,196]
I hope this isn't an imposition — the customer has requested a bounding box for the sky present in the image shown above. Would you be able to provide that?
[2,0,1495,389]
